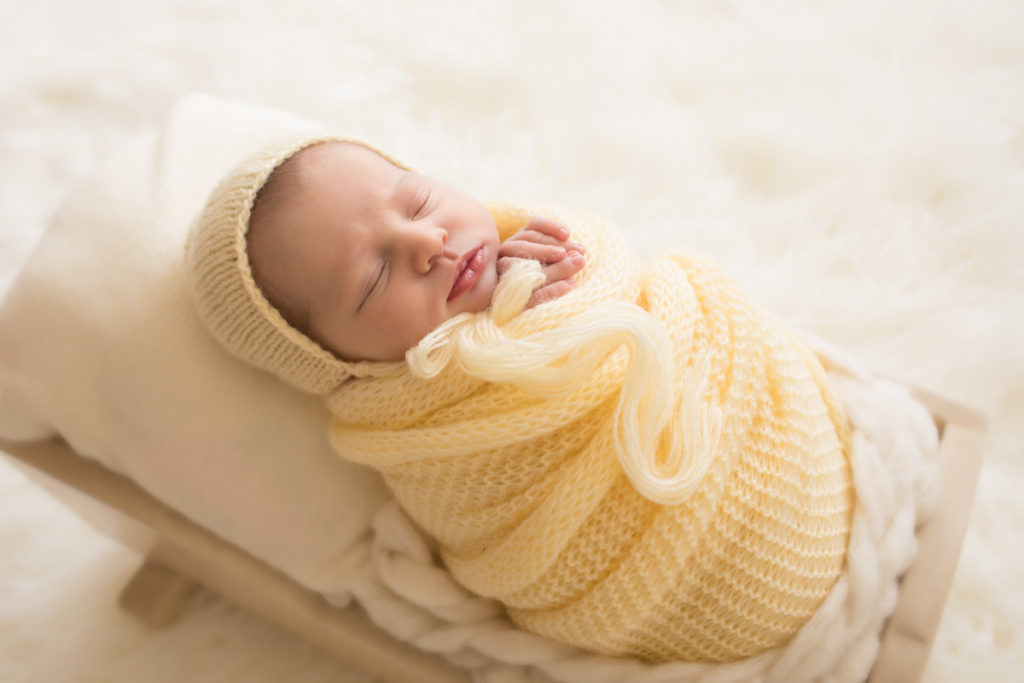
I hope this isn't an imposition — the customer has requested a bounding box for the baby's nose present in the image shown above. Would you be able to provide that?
[411,227,451,274]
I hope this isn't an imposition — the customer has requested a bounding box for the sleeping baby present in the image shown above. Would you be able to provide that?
[186,133,854,664]
[239,139,586,363]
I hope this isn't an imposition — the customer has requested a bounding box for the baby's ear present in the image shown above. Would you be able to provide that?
[485,202,533,241]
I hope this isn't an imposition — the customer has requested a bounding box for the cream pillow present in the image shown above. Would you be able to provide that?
[0,94,389,600]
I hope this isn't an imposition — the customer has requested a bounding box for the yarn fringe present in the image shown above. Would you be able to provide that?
[407,259,721,506]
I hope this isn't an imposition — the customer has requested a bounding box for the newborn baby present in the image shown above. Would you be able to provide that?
[187,133,854,664]
[243,140,585,362]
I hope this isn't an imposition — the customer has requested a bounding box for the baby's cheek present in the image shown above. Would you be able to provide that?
[393,303,445,354]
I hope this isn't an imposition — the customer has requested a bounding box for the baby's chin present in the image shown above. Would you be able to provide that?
[467,263,500,314]
[448,259,499,317]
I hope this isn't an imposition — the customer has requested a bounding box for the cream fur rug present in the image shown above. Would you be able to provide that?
[1,1,1022,681]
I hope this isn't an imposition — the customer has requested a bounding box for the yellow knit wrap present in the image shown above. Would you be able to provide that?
[327,203,854,663]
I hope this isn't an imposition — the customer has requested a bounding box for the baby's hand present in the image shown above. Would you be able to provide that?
[497,217,586,308]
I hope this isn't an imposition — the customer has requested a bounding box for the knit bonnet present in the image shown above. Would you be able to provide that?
[186,133,407,395]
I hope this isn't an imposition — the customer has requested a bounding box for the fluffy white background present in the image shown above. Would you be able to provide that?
[2,1,1022,681]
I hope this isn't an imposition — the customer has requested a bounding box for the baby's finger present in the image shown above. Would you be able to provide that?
[525,219,586,255]
[539,250,585,285]
[496,255,517,276]
[527,279,576,309]
[509,228,567,250]
[526,216,571,241]
[499,238,566,263]
[496,253,560,276]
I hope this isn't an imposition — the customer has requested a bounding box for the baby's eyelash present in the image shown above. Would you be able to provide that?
[413,189,432,217]
[358,261,388,312]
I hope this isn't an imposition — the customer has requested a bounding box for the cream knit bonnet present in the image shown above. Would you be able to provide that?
[186,133,407,395]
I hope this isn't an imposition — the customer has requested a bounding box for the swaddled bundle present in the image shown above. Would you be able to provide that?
[186,132,856,664]
[325,203,855,663]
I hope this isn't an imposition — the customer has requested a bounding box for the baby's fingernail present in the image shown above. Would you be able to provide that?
[570,242,586,253]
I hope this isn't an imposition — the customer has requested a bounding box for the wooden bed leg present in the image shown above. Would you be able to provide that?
[118,557,196,630]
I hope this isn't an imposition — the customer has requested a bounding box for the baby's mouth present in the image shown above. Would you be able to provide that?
[448,246,485,302]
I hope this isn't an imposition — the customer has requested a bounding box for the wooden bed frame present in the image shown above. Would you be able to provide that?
[0,385,985,683]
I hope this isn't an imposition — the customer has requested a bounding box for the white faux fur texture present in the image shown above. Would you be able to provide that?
[2,1,1022,681]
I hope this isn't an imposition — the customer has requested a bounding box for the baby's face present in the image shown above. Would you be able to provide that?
[247,141,500,362]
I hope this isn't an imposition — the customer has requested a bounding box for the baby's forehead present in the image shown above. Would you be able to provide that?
[249,140,412,259]
[293,140,396,179]
[298,143,412,209]
[253,141,404,251]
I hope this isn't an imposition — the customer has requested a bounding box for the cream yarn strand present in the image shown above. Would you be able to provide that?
[407,260,721,505]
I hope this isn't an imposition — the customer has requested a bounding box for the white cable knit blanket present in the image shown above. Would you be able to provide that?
[347,341,939,683]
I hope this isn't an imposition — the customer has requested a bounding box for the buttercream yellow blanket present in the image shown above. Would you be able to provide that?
[327,204,854,663]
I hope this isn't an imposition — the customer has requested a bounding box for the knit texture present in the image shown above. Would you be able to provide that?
[326,203,855,663]
[185,133,407,395]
